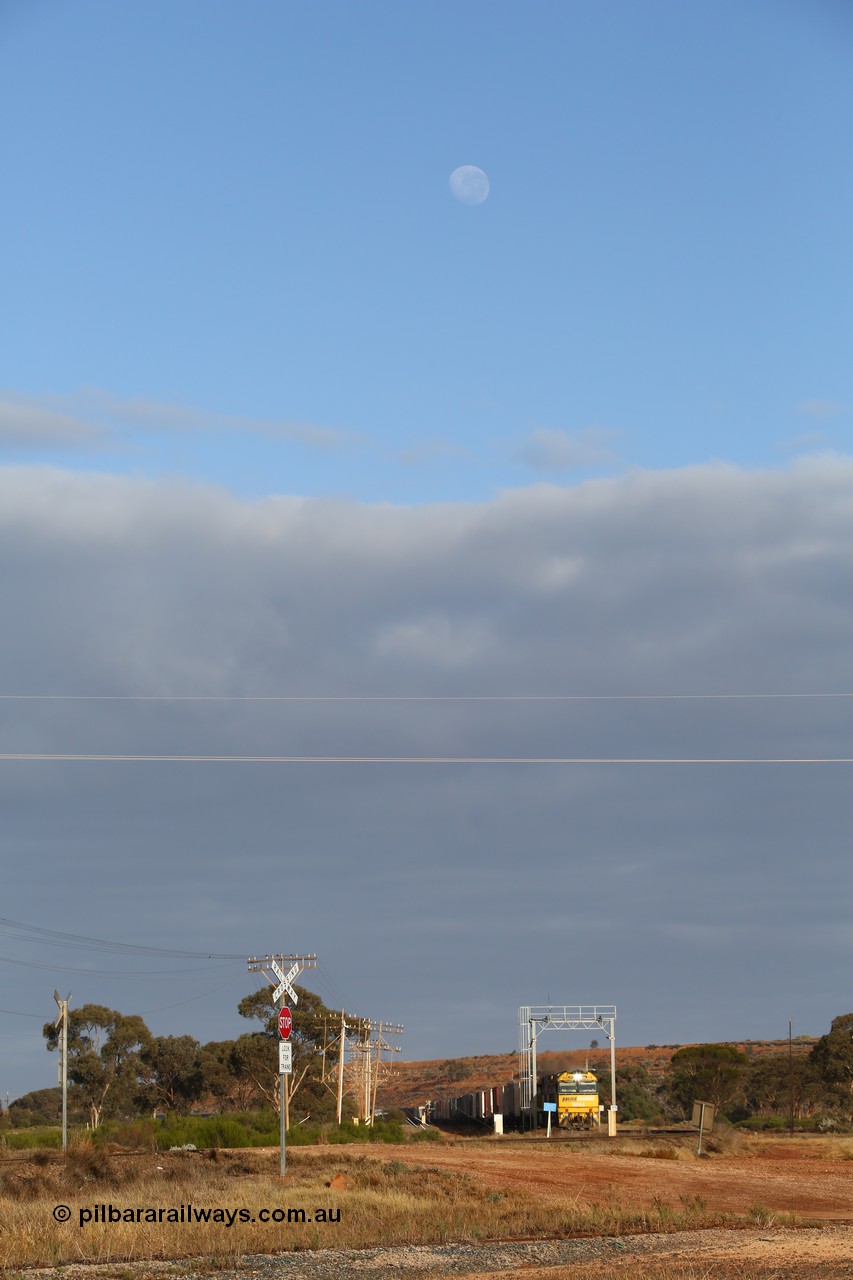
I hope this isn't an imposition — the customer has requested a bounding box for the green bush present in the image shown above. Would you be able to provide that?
[287,1118,408,1146]
[0,1126,64,1150]
[162,1112,280,1149]
[91,1118,159,1149]
[735,1115,788,1131]
[1,1112,416,1152]
[734,1114,834,1132]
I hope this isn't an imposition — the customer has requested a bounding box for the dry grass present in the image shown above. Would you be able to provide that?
[0,1143,761,1270]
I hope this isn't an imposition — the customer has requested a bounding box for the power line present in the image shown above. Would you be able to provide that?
[0,754,851,764]
[315,961,354,1014]
[0,692,852,702]
[0,916,245,960]
[0,952,243,978]
[137,974,250,1015]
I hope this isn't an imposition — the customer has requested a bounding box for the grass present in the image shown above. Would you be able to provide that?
[0,1140,782,1270]
[4,1127,847,1271]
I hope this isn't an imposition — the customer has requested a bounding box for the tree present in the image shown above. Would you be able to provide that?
[237,984,343,1123]
[43,1004,151,1128]
[137,1035,204,1115]
[742,1054,824,1120]
[810,1014,853,1120]
[665,1044,749,1118]
[610,1065,663,1122]
[8,1087,66,1127]
[199,1040,256,1111]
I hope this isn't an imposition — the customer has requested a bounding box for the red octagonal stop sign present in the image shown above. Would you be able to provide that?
[278,1007,293,1040]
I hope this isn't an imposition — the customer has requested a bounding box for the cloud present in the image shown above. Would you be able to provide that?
[395,438,473,468]
[0,396,107,450]
[2,456,853,1098]
[776,429,831,453]
[1,388,360,453]
[515,426,620,472]
[795,399,848,420]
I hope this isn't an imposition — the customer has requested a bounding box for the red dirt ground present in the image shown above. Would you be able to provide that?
[389,1135,853,1220]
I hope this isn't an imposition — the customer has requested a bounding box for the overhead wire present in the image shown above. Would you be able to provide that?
[137,973,251,1015]
[0,916,245,960]
[0,952,245,978]
[1,692,852,701]
[0,753,850,763]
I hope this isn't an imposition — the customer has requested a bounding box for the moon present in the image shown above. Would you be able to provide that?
[449,165,490,205]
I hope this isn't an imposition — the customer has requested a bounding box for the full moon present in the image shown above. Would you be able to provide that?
[449,165,490,205]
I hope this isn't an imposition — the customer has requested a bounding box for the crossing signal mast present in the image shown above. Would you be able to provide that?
[247,953,317,1176]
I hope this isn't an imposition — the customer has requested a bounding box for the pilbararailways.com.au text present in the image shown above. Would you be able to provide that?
[62,1204,341,1228]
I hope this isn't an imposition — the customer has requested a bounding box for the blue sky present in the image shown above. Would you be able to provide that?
[2,0,850,501]
[2,2,853,1102]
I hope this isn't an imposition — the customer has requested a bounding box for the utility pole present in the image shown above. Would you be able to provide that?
[336,1009,347,1125]
[319,1010,402,1126]
[357,1018,403,1124]
[247,953,317,1177]
[53,991,71,1153]
[789,1018,795,1136]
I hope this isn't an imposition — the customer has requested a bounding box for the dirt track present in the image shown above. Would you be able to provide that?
[21,1226,853,1279]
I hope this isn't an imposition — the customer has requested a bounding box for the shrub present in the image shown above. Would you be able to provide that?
[0,1126,64,1150]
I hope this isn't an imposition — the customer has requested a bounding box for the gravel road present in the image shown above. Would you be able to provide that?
[21,1225,853,1280]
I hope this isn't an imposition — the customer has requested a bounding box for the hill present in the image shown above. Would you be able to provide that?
[377,1037,816,1109]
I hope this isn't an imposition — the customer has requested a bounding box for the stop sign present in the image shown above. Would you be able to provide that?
[278,1007,293,1040]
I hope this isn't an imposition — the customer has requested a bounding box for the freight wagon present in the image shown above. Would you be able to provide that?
[424,1071,598,1132]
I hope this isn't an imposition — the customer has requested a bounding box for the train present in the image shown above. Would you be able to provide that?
[538,1070,601,1130]
[417,1069,601,1132]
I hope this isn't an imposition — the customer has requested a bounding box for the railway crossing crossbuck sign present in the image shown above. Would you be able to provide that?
[271,959,299,1006]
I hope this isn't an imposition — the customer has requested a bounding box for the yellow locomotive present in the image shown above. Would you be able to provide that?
[539,1069,600,1129]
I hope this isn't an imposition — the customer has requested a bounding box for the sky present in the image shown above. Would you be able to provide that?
[1,0,852,1104]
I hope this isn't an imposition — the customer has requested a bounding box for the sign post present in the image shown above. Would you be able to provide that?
[277,994,296,1177]
[543,1100,556,1138]
[246,954,317,1178]
[692,1100,715,1156]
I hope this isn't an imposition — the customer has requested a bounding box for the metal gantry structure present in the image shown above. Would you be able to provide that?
[518,1004,618,1133]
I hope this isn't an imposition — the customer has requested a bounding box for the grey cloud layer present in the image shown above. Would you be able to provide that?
[2,457,851,702]
[2,458,852,1098]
